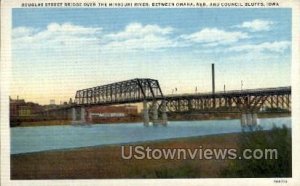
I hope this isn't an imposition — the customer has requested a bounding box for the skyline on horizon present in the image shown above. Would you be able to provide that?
[11,8,291,105]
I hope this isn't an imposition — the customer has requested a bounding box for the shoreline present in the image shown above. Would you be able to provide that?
[13,112,290,127]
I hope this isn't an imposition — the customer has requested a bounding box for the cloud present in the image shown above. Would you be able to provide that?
[102,23,176,51]
[13,22,177,53]
[12,27,38,38]
[12,22,287,55]
[102,35,175,51]
[13,23,102,50]
[181,28,249,47]
[106,22,173,40]
[46,22,102,34]
[228,41,290,53]
[234,19,274,32]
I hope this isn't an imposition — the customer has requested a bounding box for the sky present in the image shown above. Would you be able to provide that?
[11,8,291,105]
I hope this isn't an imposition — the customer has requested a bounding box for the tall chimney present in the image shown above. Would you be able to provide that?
[212,63,215,94]
[212,63,216,108]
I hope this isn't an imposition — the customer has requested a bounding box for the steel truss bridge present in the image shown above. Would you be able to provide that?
[74,78,164,105]
[42,79,291,119]
[164,87,291,113]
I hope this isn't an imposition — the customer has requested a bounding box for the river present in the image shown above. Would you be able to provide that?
[11,117,291,154]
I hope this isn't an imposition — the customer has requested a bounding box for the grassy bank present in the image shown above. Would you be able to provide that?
[11,126,291,179]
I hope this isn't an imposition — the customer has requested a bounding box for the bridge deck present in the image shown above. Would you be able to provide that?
[42,86,291,113]
[165,86,291,100]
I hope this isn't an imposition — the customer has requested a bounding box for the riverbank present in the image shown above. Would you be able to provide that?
[18,119,141,127]
[11,128,291,179]
[15,112,290,127]
[19,120,71,127]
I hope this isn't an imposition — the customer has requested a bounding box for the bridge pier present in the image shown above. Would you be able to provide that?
[241,113,258,129]
[152,101,158,126]
[81,107,86,122]
[143,101,150,126]
[241,113,247,127]
[71,107,86,124]
[143,100,168,126]
[72,108,76,121]
[246,113,253,126]
[252,113,258,125]
[161,100,168,126]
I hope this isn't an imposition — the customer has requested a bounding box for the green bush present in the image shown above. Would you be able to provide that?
[222,125,291,177]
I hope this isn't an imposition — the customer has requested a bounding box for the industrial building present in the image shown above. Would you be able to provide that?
[86,105,139,123]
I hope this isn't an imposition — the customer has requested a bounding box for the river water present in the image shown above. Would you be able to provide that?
[11,117,291,154]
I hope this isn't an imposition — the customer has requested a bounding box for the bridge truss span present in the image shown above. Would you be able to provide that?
[74,78,164,105]
[164,86,291,113]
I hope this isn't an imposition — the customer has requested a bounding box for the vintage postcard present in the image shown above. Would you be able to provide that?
[1,0,300,185]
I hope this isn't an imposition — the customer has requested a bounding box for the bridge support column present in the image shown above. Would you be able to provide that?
[152,101,158,126]
[71,107,87,124]
[161,100,168,126]
[143,101,150,126]
[252,113,258,126]
[72,108,76,121]
[246,113,253,126]
[80,107,86,123]
[241,113,258,129]
[241,113,247,127]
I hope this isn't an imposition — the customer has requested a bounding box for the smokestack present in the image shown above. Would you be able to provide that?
[212,63,215,94]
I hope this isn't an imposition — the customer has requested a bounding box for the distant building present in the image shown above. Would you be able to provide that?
[86,105,139,123]
[10,97,25,117]
[69,98,73,104]
[50,99,55,105]
[10,97,44,126]
[18,105,31,116]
